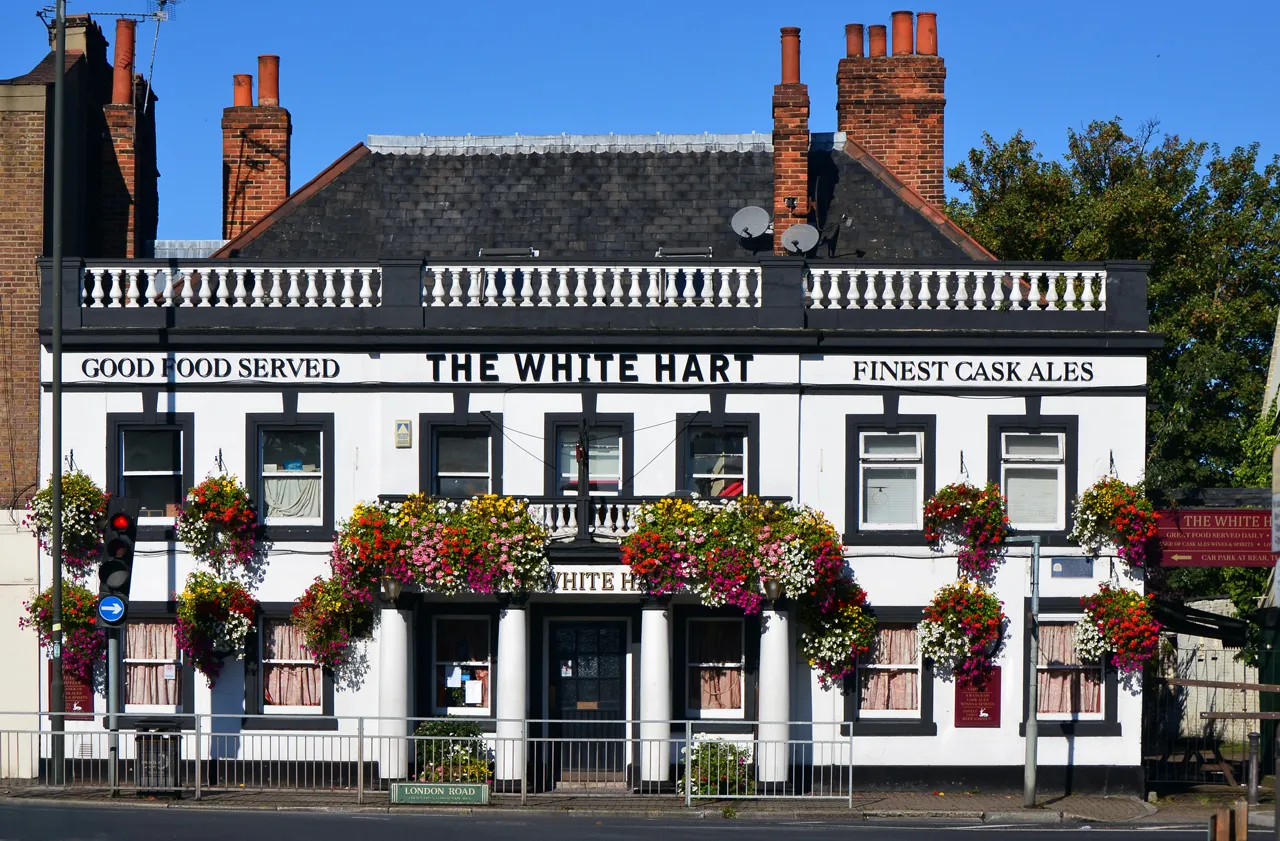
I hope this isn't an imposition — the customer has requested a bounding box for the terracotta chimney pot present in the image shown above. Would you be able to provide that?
[233,74,253,107]
[780,27,801,84]
[111,19,136,105]
[845,23,864,58]
[868,25,887,57]
[916,12,937,55]
[258,55,280,106]
[891,11,914,55]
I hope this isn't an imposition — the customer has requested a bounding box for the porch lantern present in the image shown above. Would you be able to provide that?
[380,576,404,602]
[762,576,784,603]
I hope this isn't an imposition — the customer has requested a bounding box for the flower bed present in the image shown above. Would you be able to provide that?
[1068,477,1158,566]
[1076,583,1160,674]
[924,482,1009,578]
[176,474,262,576]
[413,719,492,783]
[918,580,1006,685]
[26,470,109,579]
[677,739,756,796]
[18,581,104,685]
[175,570,259,684]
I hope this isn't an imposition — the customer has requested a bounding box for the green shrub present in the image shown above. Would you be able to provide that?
[413,719,492,784]
[677,739,756,796]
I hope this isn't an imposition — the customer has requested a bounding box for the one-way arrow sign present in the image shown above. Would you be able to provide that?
[97,595,126,625]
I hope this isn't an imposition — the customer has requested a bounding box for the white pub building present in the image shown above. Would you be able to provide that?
[32,17,1156,794]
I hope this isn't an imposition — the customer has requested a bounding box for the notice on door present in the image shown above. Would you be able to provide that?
[954,667,1001,728]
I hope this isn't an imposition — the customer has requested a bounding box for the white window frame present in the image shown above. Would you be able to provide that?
[121,428,183,525]
[857,622,922,718]
[685,427,748,498]
[1001,431,1066,531]
[260,427,324,527]
[434,429,492,497]
[122,619,182,715]
[557,426,623,497]
[685,617,746,720]
[858,431,924,530]
[433,615,492,717]
[260,617,323,716]
[1036,613,1104,721]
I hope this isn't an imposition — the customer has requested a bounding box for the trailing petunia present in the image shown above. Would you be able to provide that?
[1068,477,1158,566]
[924,482,1010,578]
[175,571,259,684]
[25,470,109,579]
[918,580,1006,685]
[292,575,374,670]
[1076,583,1161,675]
[176,474,263,576]
[18,581,105,685]
[332,501,408,603]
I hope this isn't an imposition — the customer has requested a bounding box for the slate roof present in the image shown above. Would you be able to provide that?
[224,132,990,262]
[0,51,82,86]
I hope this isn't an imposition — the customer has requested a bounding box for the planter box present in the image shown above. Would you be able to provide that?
[390,781,490,805]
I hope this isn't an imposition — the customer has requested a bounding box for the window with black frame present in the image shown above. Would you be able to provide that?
[556,425,623,495]
[119,428,183,518]
[433,429,492,497]
[259,428,324,525]
[684,428,747,498]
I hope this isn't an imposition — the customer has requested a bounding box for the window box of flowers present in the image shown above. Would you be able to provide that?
[923,482,1009,579]
[1068,477,1158,567]
[918,580,1007,686]
[26,470,109,579]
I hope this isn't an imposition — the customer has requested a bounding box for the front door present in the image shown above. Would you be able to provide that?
[549,621,627,780]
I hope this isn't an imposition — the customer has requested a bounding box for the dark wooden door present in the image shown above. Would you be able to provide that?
[549,621,627,777]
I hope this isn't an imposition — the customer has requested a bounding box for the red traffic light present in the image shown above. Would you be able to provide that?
[110,513,132,531]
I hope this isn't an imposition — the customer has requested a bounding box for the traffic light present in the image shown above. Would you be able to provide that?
[96,497,139,629]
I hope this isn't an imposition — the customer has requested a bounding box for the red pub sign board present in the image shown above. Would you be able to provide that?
[1155,508,1273,567]
[955,667,1001,728]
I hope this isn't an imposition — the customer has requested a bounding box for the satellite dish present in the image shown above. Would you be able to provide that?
[731,206,771,239]
[782,223,820,254]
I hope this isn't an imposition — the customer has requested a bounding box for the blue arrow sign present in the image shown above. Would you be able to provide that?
[98,595,125,624]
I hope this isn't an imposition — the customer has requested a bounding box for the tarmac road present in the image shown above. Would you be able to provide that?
[0,801,1270,841]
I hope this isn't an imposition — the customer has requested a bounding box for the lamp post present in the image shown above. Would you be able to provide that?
[1007,534,1042,808]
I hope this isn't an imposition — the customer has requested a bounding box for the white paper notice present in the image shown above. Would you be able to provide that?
[464,679,483,705]
[163,664,176,681]
[446,667,463,688]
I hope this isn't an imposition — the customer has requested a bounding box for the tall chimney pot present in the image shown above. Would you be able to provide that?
[845,24,864,58]
[891,11,914,55]
[258,55,280,106]
[780,27,801,84]
[233,74,253,107]
[111,19,136,105]
[916,12,938,56]
[868,25,887,57]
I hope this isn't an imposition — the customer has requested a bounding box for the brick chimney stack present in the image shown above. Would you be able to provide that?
[837,11,946,207]
[98,17,157,257]
[222,55,291,240]
[772,26,810,256]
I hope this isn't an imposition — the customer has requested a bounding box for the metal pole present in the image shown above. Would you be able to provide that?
[107,630,119,791]
[1248,731,1260,806]
[357,717,364,805]
[520,718,528,806]
[49,0,67,787]
[194,713,202,801]
[1022,536,1042,808]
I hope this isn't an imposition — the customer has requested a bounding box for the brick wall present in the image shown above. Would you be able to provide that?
[0,109,47,506]
[772,82,810,256]
[836,54,946,207]
[222,106,291,240]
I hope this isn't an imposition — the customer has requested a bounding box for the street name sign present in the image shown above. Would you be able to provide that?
[390,781,489,805]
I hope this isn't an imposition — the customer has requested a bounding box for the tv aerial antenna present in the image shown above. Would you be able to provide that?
[781,223,820,255]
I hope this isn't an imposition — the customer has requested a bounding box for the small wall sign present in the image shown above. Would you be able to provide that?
[394,420,412,449]
[954,666,1001,728]
[1050,557,1093,578]
[390,781,489,805]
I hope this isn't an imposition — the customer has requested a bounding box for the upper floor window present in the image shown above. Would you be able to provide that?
[684,428,747,498]
[260,428,323,525]
[858,432,924,530]
[1001,432,1066,530]
[556,425,623,495]
[434,429,492,498]
[120,429,183,519]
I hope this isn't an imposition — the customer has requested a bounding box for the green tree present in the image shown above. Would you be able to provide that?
[947,119,1280,493]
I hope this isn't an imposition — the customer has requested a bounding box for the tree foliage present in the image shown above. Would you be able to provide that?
[947,119,1280,492]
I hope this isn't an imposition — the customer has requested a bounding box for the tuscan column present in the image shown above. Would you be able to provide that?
[377,602,412,780]
[757,600,791,785]
[640,598,672,784]
[495,597,529,787]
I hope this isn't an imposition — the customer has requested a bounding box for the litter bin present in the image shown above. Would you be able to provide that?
[135,719,182,794]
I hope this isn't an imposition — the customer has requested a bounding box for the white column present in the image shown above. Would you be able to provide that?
[377,607,412,780]
[495,601,529,785]
[640,600,672,783]
[757,605,791,784]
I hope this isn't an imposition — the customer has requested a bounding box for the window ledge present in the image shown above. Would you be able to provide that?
[842,531,930,547]
[841,720,937,737]
[1018,721,1120,738]
[242,716,338,732]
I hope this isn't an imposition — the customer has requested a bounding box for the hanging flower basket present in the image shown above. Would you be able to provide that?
[924,482,1009,578]
[1068,477,1158,566]
[18,581,104,686]
[332,501,408,603]
[621,495,877,687]
[919,580,1007,685]
[1075,583,1161,675]
[175,571,259,684]
[292,575,374,670]
[176,474,263,576]
[25,470,109,579]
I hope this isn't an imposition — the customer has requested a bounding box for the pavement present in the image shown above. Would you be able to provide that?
[1,782,1273,827]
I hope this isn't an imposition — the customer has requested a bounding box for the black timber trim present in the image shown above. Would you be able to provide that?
[106,412,195,542]
[109,602,196,729]
[542,412,635,496]
[841,606,936,736]
[419,412,504,497]
[242,602,338,731]
[674,413,760,497]
[1018,596,1120,738]
[245,411,336,542]
[416,600,500,720]
[843,413,936,546]
[673,604,760,723]
[988,413,1080,546]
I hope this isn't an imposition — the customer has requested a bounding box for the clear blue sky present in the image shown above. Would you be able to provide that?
[2,0,1275,240]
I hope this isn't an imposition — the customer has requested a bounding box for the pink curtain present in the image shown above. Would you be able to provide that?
[860,625,919,711]
[125,621,180,706]
[688,621,744,711]
[693,667,743,710]
[1037,623,1102,714]
[263,621,322,707]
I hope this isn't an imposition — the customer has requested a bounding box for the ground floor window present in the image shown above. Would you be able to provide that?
[124,620,181,711]
[434,617,491,715]
[262,618,323,713]
[686,618,744,718]
[1037,619,1102,716]
[858,623,920,715]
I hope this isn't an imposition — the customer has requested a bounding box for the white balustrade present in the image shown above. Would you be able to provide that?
[418,265,761,307]
[80,266,383,308]
[803,268,1108,313]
